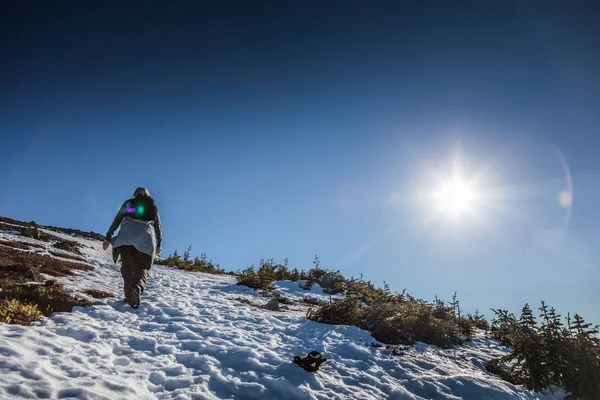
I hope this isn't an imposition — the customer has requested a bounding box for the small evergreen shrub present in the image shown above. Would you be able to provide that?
[467,309,490,331]
[307,297,364,326]
[236,264,275,291]
[301,297,326,307]
[307,283,463,348]
[161,247,225,275]
[485,302,600,399]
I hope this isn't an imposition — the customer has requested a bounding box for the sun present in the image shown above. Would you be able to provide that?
[433,177,478,215]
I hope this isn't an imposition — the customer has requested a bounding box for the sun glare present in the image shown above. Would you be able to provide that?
[434,178,476,214]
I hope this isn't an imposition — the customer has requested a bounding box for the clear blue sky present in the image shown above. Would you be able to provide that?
[1,1,599,323]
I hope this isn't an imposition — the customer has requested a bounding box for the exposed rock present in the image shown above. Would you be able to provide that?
[264,298,281,311]
[21,226,40,240]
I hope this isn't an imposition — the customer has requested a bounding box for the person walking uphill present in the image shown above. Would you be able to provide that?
[103,187,162,308]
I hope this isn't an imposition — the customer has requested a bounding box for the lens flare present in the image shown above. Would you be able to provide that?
[558,190,572,208]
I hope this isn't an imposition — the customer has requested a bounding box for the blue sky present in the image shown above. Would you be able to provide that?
[1,1,599,323]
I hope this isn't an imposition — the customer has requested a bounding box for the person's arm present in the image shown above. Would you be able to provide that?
[105,201,128,242]
[153,204,162,251]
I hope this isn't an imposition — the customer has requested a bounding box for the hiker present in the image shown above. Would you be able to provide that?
[102,187,162,308]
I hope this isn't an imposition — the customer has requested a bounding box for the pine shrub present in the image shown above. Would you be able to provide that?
[236,264,275,291]
[485,302,600,399]
[306,281,463,348]
[162,249,224,275]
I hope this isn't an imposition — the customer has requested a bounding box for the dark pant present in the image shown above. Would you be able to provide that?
[118,245,152,298]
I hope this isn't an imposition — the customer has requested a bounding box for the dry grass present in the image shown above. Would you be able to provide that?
[0,299,42,325]
[52,239,83,255]
[0,218,99,325]
[48,251,86,263]
[0,245,93,278]
[0,240,45,251]
[0,263,40,283]
[0,280,92,318]
[0,216,104,242]
[0,240,32,250]
[0,217,27,228]
[24,242,44,249]
[84,289,114,299]
[0,222,24,232]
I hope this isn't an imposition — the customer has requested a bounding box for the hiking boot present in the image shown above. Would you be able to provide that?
[128,286,141,308]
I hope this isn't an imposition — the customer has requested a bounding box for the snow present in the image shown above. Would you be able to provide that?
[0,229,566,399]
[273,280,342,303]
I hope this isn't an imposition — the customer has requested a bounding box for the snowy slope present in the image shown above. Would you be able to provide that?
[0,228,564,400]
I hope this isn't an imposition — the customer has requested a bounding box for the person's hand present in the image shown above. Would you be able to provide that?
[103,240,110,251]
[156,247,162,255]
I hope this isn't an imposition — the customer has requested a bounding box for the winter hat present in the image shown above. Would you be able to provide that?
[134,187,151,198]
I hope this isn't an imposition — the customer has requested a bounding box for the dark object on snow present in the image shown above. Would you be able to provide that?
[53,239,81,254]
[264,298,281,311]
[293,351,327,372]
[21,225,39,240]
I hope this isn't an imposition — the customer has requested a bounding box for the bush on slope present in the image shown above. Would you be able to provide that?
[159,247,225,275]
[234,256,480,348]
[306,287,464,348]
[486,302,600,399]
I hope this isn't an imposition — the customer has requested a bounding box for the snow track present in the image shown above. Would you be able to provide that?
[0,229,563,399]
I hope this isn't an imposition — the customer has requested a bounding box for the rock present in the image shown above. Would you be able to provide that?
[264,298,281,311]
[21,226,40,240]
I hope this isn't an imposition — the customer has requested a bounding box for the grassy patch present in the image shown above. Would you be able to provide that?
[0,299,42,325]
[84,289,114,299]
[48,251,86,263]
[0,262,40,283]
[0,245,93,278]
[0,222,25,232]
[0,280,92,317]
[0,216,104,242]
[0,240,37,251]
[52,239,83,255]
[1,237,95,326]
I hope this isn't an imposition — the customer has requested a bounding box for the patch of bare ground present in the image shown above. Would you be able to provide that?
[0,245,93,278]
[0,244,95,325]
[84,289,114,299]
[1,280,92,319]
[48,250,87,263]
[0,239,32,251]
